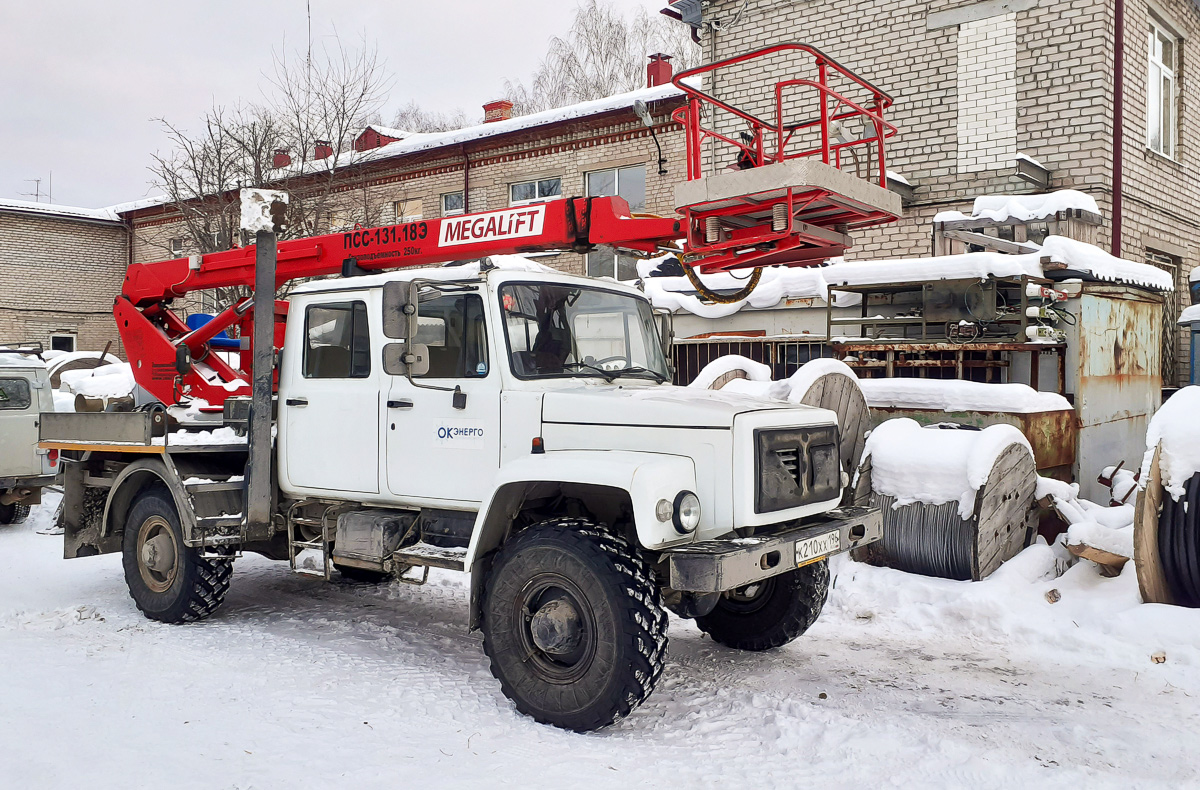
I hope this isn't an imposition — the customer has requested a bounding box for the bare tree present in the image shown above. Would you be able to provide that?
[390,100,474,133]
[504,0,701,115]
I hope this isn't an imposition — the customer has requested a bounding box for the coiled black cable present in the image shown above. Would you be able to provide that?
[1157,471,1200,607]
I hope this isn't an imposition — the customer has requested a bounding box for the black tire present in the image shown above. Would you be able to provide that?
[0,502,29,525]
[335,563,391,584]
[121,486,233,623]
[696,560,830,651]
[481,519,668,731]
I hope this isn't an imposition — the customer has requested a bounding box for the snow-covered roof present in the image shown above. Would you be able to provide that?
[105,194,171,215]
[0,197,120,224]
[267,80,691,182]
[361,124,417,140]
[642,235,1173,318]
[934,190,1100,224]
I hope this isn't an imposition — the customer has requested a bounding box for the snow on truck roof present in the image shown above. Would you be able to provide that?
[642,235,1173,319]
[287,254,647,297]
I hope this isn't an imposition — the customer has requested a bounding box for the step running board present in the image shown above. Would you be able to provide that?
[392,543,468,572]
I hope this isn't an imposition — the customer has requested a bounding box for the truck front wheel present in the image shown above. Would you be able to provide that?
[481,519,668,731]
[696,560,830,651]
[121,486,233,623]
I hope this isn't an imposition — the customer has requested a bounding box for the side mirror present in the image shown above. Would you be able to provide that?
[382,281,418,340]
[383,342,430,377]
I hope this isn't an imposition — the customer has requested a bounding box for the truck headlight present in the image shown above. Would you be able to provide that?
[673,491,701,534]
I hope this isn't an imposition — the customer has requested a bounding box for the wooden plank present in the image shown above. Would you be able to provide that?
[1134,446,1174,604]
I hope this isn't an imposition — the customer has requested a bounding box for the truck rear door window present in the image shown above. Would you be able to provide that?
[303,302,371,378]
[0,378,31,410]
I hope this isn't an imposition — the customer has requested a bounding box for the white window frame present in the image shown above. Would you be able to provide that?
[585,165,647,213]
[1148,18,1179,159]
[49,333,77,353]
[169,238,185,257]
[441,191,465,217]
[509,177,563,207]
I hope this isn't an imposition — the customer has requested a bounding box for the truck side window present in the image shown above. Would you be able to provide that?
[414,294,489,378]
[303,302,371,378]
[0,378,31,410]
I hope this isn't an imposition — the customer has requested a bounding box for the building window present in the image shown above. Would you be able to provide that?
[510,177,562,207]
[50,334,76,353]
[585,166,647,280]
[585,247,640,281]
[1148,20,1178,158]
[169,238,185,257]
[442,192,465,217]
[1146,248,1182,384]
[394,198,423,223]
[586,165,646,212]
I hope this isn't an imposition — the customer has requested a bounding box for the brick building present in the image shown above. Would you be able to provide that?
[678,0,1200,384]
[0,199,128,353]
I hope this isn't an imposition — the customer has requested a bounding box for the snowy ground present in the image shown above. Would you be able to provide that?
[3,495,1199,789]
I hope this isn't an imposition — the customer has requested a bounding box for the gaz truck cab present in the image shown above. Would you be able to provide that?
[0,345,59,525]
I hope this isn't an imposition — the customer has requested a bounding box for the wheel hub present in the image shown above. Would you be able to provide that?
[141,534,175,573]
[528,596,583,656]
[136,515,179,594]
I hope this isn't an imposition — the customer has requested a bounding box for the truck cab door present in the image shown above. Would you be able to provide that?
[385,291,500,504]
[280,298,380,495]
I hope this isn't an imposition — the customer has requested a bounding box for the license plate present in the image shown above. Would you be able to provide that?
[795,530,841,567]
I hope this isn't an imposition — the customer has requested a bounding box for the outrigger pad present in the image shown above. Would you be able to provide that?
[674,158,902,223]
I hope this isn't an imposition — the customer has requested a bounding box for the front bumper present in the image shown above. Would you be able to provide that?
[663,506,882,593]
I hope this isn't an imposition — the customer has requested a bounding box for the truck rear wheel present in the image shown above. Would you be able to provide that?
[121,486,233,623]
[696,560,830,651]
[0,502,30,525]
[481,519,668,731]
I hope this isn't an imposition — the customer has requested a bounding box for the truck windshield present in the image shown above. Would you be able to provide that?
[499,283,670,382]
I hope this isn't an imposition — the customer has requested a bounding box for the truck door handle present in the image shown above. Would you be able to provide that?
[285,397,308,407]
[387,399,414,409]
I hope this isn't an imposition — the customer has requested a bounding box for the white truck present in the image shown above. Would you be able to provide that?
[42,261,881,731]
[0,345,59,524]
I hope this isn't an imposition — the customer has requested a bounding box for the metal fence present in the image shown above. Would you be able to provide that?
[671,337,831,385]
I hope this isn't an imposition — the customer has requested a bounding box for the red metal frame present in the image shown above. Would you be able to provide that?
[119,42,900,407]
[670,42,899,272]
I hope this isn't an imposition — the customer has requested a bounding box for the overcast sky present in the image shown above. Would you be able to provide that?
[1,0,660,209]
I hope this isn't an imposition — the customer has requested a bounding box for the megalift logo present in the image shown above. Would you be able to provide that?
[439,205,546,247]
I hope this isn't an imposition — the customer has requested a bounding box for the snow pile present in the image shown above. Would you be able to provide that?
[152,427,247,446]
[858,378,1072,414]
[685,355,772,390]
[62,363,136,400]
[1039,236,1175,291]
[239,188,288,234]
[1037,476,1135,560]
[1179,303,1200,324]
[686,356,861,406]
[1141,386,1200,501]
[862,419,1032,520]
[641,237,1170,319]
[933,190,1100,223]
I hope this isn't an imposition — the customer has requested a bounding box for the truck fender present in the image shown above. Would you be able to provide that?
[102,457,195,542]
[465,450,697,629]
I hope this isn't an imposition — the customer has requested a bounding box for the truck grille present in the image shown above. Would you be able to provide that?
[755,426,841,514]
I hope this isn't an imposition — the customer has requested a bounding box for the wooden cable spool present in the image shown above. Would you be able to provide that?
[853,440,1039,581]
[1135,445,1175,605]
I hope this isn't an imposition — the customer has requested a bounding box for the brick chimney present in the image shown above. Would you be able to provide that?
[647,53,673,88]
[483,99,514,123]
[314,140,334,160]
[272,148,291,169]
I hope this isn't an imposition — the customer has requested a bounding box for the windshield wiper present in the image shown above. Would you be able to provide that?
[561,362,617,382]
[612,366,669,383]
